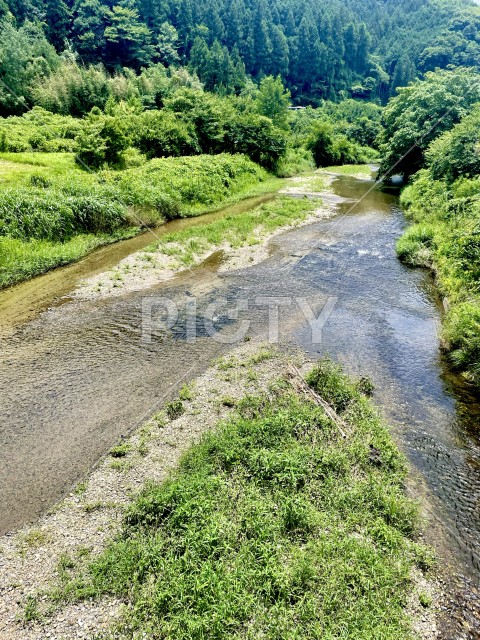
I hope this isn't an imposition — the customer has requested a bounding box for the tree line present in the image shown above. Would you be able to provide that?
[0,0,478,115]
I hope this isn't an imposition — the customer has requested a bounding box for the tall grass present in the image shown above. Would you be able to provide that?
[0,235,126,288]
[0,153,274,287]
[52,360,428,639]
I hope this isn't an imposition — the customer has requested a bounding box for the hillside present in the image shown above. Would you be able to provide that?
[0,0,477,113]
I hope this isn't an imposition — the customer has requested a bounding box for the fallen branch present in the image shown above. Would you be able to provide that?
[287,364,349,439]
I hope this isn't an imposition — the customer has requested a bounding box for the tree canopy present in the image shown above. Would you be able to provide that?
[0,0,477,113]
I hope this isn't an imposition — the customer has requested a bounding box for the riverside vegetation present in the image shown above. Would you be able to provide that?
[0,75,379,289]
[35,357,432,639]
[377,67,480,389]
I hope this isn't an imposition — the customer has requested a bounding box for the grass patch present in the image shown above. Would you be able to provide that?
[53,359,428,639]
[18,529,51,551]
[0,153,279,288]
[152,196,318,267]
[0,231,137,289]
[321,164,375,176]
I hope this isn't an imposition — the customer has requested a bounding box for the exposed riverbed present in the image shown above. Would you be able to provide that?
[1,171,479,634]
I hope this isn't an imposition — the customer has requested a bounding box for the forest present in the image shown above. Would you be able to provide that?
[0,0,479,114]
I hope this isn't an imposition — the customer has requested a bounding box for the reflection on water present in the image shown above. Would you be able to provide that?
[1,173,480,616]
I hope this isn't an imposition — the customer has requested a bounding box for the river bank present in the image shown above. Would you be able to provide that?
[0,342,438,640]
[0,153,277,290]
[71,173,335,301]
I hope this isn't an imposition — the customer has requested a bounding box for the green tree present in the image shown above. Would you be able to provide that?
[306,121,340,167]
[72,0,107,63]
[379,68,480,178]
[270,26,289,78]
[0,19,58,115]
[426,106,480,183]
[76,110,130,168]
[156,21,180,66]
[31,61,111,116]
[104,0,154,68]
[256,75,290,129]
[44,0,71,52]
[224,113,287,169]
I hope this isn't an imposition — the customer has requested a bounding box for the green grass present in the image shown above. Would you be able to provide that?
[50,360,429,639]
[320,164,376,176]
[0,231,137,289]
[398,169,480,386]
[0,153,279,288]
[150,196,317,267]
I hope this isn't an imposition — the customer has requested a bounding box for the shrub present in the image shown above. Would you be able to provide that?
[153,193,182,221]
[306,121,371,168]
[75,112,131,169]
[134,110,200,159]
[396,224,436,267]
[223,114,287,170]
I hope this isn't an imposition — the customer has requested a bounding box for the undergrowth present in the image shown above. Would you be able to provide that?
[0,153,274,287]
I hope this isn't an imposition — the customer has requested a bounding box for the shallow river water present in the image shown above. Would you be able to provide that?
[1,173,479,632]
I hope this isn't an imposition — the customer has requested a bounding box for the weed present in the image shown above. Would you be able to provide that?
[57,361,425,639]
[84,502,105,513]
[109,459,134,472]
[18,529,50,550]
[246,349,274,365]
[23,596,42,623]
[221,396,237,408]
[109,443,131,458]
[74,481,88,495]
[179,382,194,401]
[419,592,432,608]
[165,399,185,420]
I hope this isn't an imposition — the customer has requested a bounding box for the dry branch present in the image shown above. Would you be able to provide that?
[287,364,349,439]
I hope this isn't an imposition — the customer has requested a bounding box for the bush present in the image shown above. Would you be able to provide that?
[443,302,480,383]
[396,224,436,267]
[153,193,182,221]
[134,110,200,159]
[0,107,81,152]
[223,114,287,170]
[306,121,369,168]
[0,189,76,241]
[275,147,316,178]
[426,105,480,183]
[75,112,131,169]
[113,154,268,210]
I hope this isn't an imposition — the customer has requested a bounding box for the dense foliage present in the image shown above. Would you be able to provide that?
[391,68,480,387]
[379,67,480,177]
[0,0,477,112]
[0,152,270,287]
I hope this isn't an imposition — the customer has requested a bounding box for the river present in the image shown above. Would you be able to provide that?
[1,171,479,632]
